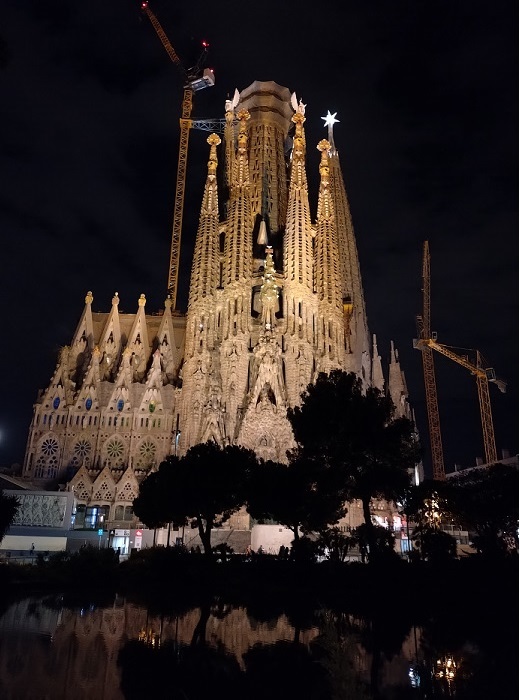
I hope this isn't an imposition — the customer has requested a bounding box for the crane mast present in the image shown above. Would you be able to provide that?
[141,2,214,308]
[414,241,505,472]
[415,241,445,480]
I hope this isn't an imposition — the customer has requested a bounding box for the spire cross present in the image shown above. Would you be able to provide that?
[207,133,221,176]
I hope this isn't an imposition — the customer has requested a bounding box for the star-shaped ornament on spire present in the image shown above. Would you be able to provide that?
[321,110,339,128]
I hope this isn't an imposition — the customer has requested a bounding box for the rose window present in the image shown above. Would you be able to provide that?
[107,439,124,459]
[136,439,157,468]
[104,438,125,467]
[71,439,92,466]
[41,437,59,457]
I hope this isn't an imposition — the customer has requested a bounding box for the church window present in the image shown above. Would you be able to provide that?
[136,439,157,468]
[89,416,92,426]
[124,505,133,520]
[115,505,124,520]
[104,438,125,467]
[42,437,59,457]
[108,417,112,427]
[92,481,113,502]
[53,397,60,410]
[35,437,59,478]
[149,400,156,413]
[136,334,141,343]
[76,416,79,425]
[71,439,91,467]
[84,505,109,529]
[85,397,92,411]
[117,398,124,412]
[43,415,47,425]
[117,481,137,501]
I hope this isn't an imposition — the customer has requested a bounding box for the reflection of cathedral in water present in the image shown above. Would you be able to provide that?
[0,596,420,699]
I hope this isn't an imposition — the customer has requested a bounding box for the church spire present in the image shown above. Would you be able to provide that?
[188,133,221,308]
[315,138,344,371]
[224,109,253,286]
[388,340,411,419]
[283,110,314,298]
[323,110,371,381]
[371,334,385,391]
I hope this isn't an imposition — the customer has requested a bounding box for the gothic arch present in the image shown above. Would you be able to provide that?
[34,432,61,479]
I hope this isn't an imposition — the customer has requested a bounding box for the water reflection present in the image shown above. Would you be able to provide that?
[0,593,516,699]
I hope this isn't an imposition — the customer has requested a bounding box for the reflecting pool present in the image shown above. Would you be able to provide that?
[0,592,516,699]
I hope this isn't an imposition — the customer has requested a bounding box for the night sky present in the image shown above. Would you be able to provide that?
[1,0,517,475]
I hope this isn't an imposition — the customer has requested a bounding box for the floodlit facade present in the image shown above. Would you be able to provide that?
[22,81,416,538]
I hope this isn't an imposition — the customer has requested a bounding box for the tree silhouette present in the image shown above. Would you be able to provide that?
[445,463,519,557]
[135,442,258,556]
[0,490,19,544]
[133,461,185,544]
[246,452,347,542]
[288,370,420,562]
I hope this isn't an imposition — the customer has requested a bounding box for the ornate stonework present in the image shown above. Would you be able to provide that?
[22,81,414,530]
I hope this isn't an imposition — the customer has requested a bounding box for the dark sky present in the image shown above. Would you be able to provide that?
[1,0,517,475]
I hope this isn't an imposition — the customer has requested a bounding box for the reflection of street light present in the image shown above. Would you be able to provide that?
[408,665,421,688]
[434,654,457,684]
[138,628,161,648]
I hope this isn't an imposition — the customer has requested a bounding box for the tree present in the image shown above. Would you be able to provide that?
[445,463,519,557]
[316,526,356,563]
[0,490,19,544]
[352,523,399,564]
[411,525,457,563]
[246,452,348,544]
[146,442,257,557]
[133,461,187,545]
[288,370,421,563]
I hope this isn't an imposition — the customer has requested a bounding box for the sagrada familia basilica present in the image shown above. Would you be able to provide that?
[21,81,417,534]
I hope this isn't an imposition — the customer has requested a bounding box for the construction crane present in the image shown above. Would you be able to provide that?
[414,241,445,480]
[141,1,215,308]
[414,241,506,472]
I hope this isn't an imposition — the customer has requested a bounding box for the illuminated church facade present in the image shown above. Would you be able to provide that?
[22,81,415,534]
